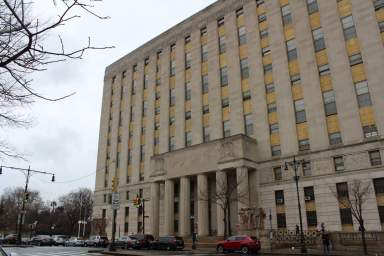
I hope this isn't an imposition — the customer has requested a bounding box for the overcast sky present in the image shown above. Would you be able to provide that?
[0,0,216,202]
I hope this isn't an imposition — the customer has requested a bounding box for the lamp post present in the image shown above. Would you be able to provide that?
[284,156,307,254]
[0,165,55,245]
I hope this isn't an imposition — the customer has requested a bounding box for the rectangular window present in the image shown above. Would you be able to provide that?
[270,123,279,134]
[223,120,231,137]
[256,0,265,7]
[267,103,277,113]
[202,75,209,94]
[140,146,145,162]
[185,132,192,147]
[169,116,175,125]
[323,90,337,116]
[220,67,228,87]
[142,101,147,117]
[219,36,226,54]
[304,186,315,201]
[281,5,292,25]
[154,122,160,131]
[185,111,191,120]
[143,74,148,89]
[379,21,384,33]
[132,80,137,95]
[244,114,254,136]
[240,58,249,79]
[340,208,353,225]
[355,81,372,107]
[307,0,319,14]
[260,28,268,39]
[258,14,267,23]
[156,78,161,86]
[286,39,297,61]
[341,15,357,40]
[243,90,251,101]
[169,136,175,151]
[238,26,247,45]
[201,27,207,36]
[222,98,230,108]
[169,89,175,107]
[302,161,311,176]
[102,209,106,219]
[277,213,287,228]
[274,167,282,181]
[349,53,363,66]
[312,28,326,52]
[369,150,382,166]
[185,52,192,69]
[374,0,384,10]
[290,74,301,85]
[133,64,138,72]
[374,178,384,194]
[262,46,271,56]
[201,44,208,62]
[299,139,310,151]
[203,126,210,142]
[202,105,209,114]
[266,83,275,93]
[170,60,176,76]
[329,132,342,145]
[319,64,331,76]
[185,82,191,101]
[263,63,273,73]
[154,137,159,146]
[363,125,378,138]
[275,190,285,204]
[271,145,281,156]
[307,211,318,226]
[294,99,306,123]
[336,182,349,198]
[334,156,345,172]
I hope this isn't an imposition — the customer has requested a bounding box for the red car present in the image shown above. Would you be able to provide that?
[216,235,261,254]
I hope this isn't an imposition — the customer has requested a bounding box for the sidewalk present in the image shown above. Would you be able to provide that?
[97,247,383,256]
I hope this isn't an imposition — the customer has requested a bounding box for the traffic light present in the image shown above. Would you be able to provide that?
[111,177,119,192]
[24,192,29,202]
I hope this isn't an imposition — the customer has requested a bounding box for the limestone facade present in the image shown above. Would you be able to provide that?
[93,0,384,238]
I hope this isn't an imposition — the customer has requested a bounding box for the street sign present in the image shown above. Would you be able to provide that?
[112,192,120,210]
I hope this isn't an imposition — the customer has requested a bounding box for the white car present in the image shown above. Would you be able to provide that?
[64,237,84,247]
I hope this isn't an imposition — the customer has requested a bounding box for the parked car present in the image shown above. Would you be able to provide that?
[84,235,109,247]
[150,236,184,251]
[52,235,68,246]
[114,236,137,249]
[3,235,17,245]
[64,237,85,247]
[29,235,54,246]
[130,234,154,249]
[216,235,261,254]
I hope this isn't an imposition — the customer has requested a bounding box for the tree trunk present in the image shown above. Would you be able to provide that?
[223,207,227,239]
[360,221,368,256]
[227,204,232,237]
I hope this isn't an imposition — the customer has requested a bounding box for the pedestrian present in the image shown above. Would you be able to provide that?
[322,232,331,255]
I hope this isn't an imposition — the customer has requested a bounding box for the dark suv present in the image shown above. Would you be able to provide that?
[130,234,154,249]
[150,236,184,251]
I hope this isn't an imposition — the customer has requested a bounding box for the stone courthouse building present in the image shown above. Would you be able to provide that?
[93,0,384,239]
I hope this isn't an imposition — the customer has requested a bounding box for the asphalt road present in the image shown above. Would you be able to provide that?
[2,246,103,256]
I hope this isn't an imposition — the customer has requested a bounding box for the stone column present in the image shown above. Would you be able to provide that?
[197,174,209,236]
[164,179,174,235]
[236,167,250,220]
[150,182,160,237]
[216,171,227,237]
[179,177,191,237]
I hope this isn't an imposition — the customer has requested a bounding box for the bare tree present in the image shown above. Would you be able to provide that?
[198,172,249,238]
[331,180,372,256]
[0,0,113,158]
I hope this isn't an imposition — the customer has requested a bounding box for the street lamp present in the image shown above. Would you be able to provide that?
[284,156,307,254]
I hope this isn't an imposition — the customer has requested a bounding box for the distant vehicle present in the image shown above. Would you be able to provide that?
[84,235,109,247]
[29,235,54,246]
[114,236,137,249]
[130,234,154,249]
[216,235,261,254]
[64,237,85,247]
[52,235,68,246]
[150,236,184,251]
[3,235,17,245]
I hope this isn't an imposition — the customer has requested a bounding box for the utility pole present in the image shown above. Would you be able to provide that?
[284,156,307,254]
[0,165,55,245]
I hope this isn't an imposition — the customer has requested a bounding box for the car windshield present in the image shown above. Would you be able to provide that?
[250,236,258,241]
[89,236,96,240]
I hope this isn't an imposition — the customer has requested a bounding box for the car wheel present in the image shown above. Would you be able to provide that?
[217,245,224,253]
[241,246,249,254]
